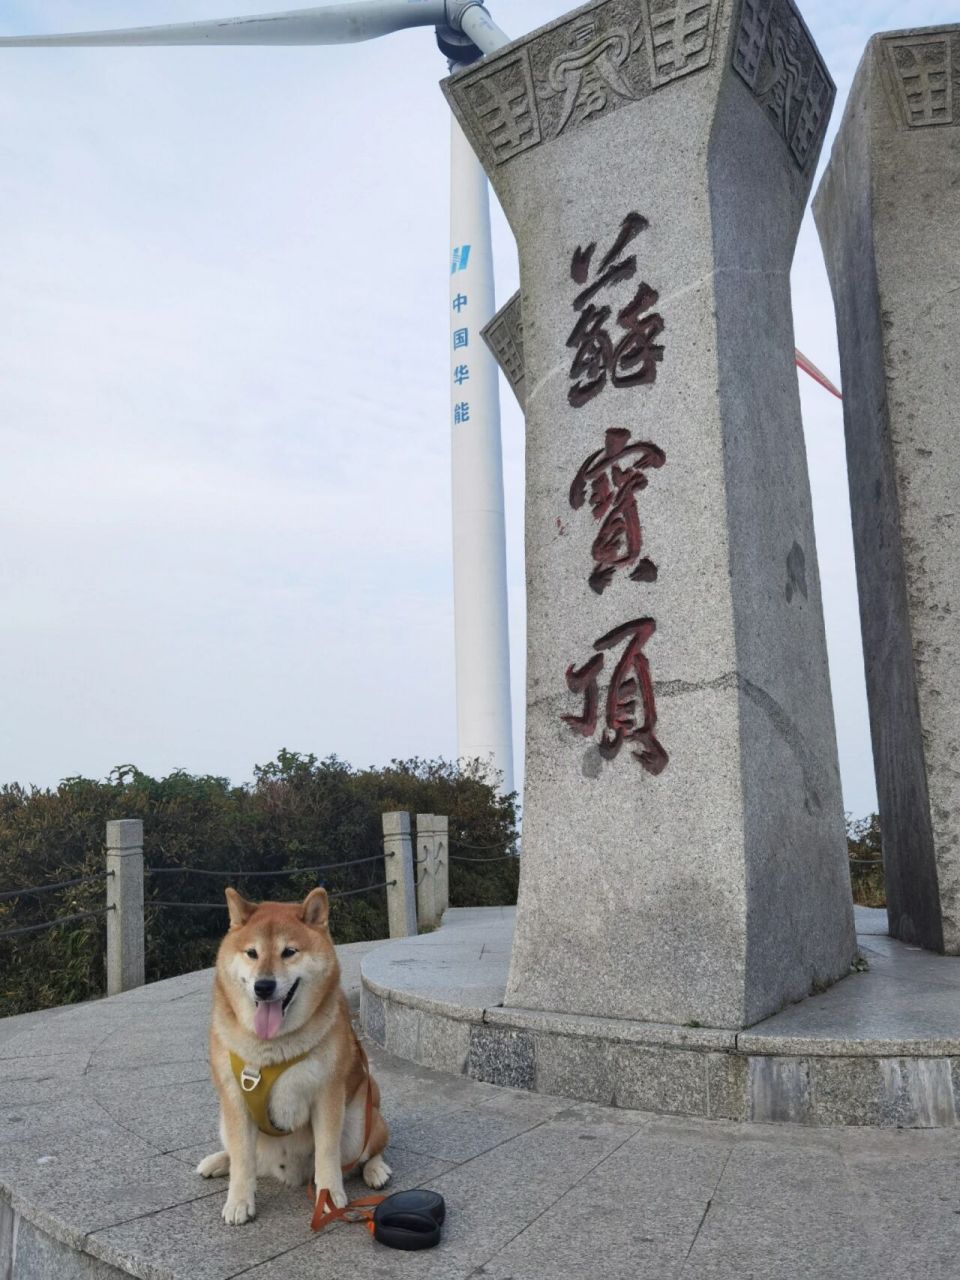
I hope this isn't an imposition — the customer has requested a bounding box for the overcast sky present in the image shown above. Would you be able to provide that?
[1,1,952,814]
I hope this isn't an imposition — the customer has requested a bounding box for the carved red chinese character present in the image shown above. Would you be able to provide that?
[570,427,665,593]
[566,212,665,408]
[562,618,668,776]
[561,652,604,737]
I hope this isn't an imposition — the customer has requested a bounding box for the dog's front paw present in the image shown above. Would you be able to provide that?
[362,1154,392,1190]
[222,1193,256,1225]
[317,1185,348,1211]
[197,1151,229,1179]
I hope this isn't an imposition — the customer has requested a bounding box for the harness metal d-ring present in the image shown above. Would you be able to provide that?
[240,1066,261,1092]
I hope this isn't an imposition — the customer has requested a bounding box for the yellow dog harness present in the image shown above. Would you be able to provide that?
[229,1050,311,1138]
[229,1037,375,1150]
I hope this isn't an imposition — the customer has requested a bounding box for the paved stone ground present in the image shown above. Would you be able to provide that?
[364,906,960,1055]
[3,933,960,1279]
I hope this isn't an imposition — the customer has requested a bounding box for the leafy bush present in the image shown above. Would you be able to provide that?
[0,752,519,1017]
[847,813,884,909]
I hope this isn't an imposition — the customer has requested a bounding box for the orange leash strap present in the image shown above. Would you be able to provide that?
[309,1187,386,1234]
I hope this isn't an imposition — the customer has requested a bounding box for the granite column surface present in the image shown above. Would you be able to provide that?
[815,25,960,954]
[444,0,856,1030]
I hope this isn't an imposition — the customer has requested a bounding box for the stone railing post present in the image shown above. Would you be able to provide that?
[106,819,144,996]
[434,816,449,918]
[415,814,441,931]
[382,812,417,938]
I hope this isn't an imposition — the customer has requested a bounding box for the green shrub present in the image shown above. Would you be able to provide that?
[0,752,518,1017]
[847,812,884,909]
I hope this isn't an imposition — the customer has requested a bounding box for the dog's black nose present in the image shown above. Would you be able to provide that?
[254,978,277,1000]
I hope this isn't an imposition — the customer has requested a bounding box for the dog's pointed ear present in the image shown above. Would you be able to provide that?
[301,887,329,929]
[225,887,257,929]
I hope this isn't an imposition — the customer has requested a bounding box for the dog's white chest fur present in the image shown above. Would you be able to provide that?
[265,1049,335,1133]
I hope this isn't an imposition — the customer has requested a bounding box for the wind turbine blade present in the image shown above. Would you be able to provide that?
[795,349,842,400]
[0,2,447,47]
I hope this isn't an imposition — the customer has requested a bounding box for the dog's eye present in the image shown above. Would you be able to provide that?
[245,948,258,960]
[281,947,298,959]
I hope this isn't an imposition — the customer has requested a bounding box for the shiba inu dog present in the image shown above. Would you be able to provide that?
[197,886,391,1225]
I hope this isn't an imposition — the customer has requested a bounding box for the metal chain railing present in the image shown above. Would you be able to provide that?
[0,905,114,940]
[328,880,396,900]
[450,852,517,863]
[144,847,396,912]
[450,839,515,851]
[0,870,112,902]
[0,869,115,941]
[149,878,397,910]
[145,852,389,879]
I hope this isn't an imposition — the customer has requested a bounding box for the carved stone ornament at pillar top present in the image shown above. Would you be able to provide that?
[443,0,854,1032]
[482,290,525,408]
[446,0,833,177]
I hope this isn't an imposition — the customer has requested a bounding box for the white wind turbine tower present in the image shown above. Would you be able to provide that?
[0,0,516,793]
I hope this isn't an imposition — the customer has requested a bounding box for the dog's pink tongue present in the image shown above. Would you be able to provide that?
[254,1000,284,1041]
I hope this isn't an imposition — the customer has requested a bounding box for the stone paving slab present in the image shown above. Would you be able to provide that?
[0,1006,65,1052]
[4,924,960,1279]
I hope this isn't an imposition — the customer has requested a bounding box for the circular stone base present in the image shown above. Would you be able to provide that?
[360,908,960,1129]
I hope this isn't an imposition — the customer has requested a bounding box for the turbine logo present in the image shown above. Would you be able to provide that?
[451,244,472,274]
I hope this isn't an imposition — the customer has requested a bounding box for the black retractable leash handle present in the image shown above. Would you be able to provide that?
[373,1189,446,1251]
[309,1184,445,1249]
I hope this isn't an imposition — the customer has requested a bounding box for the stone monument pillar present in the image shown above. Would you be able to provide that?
[444,0,855,1030]
[814,26,960,955]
